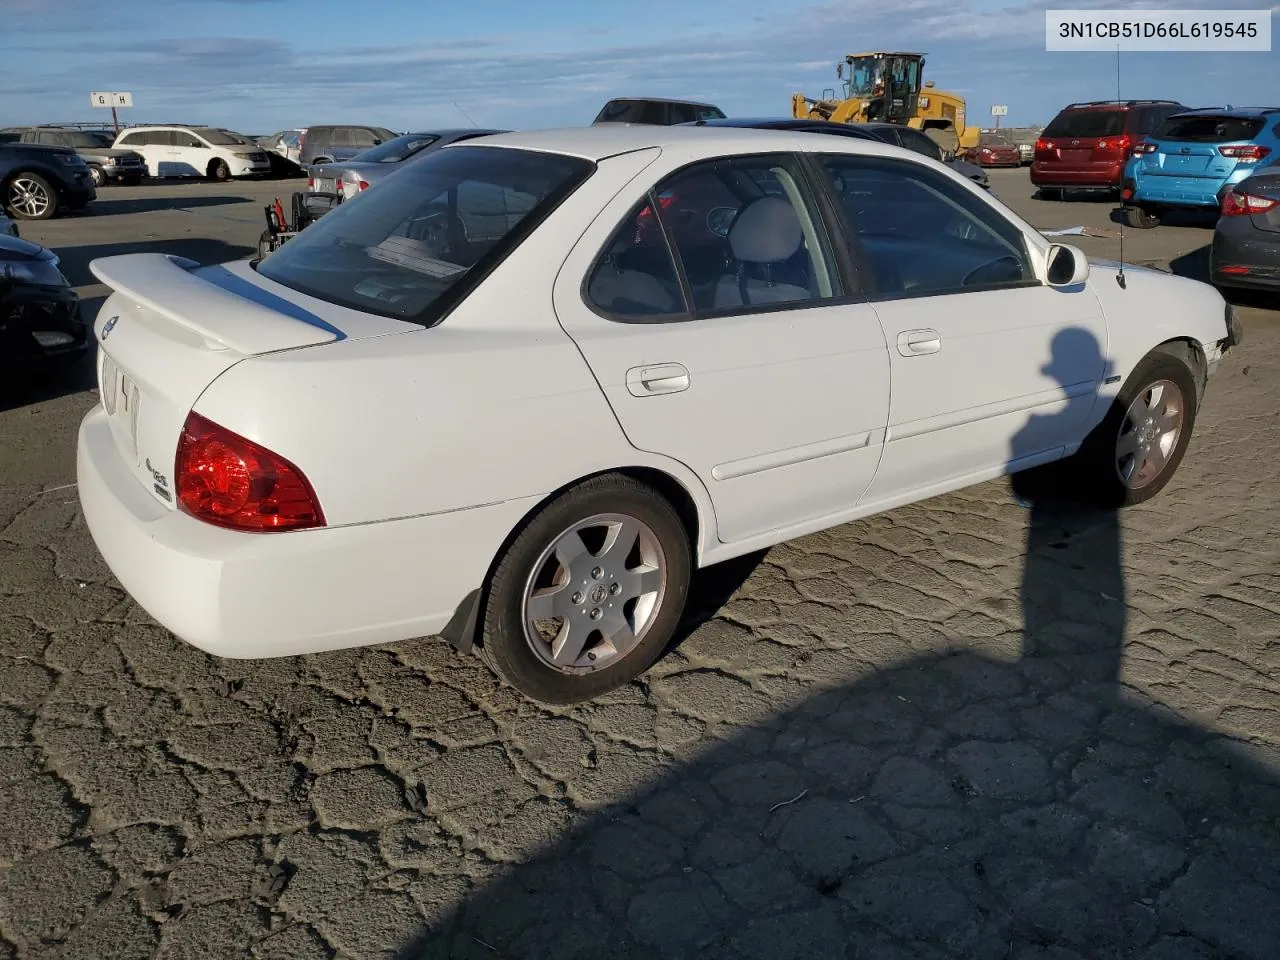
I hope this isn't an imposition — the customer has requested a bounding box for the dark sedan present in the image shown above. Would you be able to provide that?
[0,233,87,386]
[684,117,990,189]
[1211,172,1280,292]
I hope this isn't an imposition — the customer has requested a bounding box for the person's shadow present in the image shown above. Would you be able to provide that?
[1010,327,1126,687]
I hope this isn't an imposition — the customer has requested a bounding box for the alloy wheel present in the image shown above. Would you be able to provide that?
[1115,378,1185,490]
[8,178,51,218]
[521,513,667,673]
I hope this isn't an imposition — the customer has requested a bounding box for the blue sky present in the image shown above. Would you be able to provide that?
[1,0,1276,134]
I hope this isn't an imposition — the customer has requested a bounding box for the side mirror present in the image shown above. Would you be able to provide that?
[1046,243,1089,287]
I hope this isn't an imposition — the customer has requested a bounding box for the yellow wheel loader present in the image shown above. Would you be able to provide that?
[791,52,979,154]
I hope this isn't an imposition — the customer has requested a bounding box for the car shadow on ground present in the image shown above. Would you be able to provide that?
[1108,207,1218,230]
[77,195,253,217]
[392,329,1280,959]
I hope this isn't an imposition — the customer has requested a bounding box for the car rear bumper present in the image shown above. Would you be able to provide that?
[77,406,537,659]
[1211,221,1280,289]
[1030,161,1123,188]
[0,286,87,377]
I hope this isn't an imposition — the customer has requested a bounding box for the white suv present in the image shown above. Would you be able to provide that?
[112,125,270,181]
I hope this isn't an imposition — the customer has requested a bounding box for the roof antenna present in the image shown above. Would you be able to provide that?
[452,101,479,128]
[1115,43,1127,290]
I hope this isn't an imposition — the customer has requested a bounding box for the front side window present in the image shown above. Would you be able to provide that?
[257,146,593,323]
[820,154,1034,298]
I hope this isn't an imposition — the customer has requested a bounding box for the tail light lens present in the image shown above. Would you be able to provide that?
[1218,144,1271,162]
[1222,190,1279,216]
[1096,135,1130,154]
[358,179,369,191]
[307,177,314,190]
[175,413,325,532]
[1132,141,1157,156]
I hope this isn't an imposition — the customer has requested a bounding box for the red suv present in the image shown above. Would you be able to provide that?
[1031,100,1187,199]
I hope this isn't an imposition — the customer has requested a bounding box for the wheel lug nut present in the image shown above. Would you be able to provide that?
[571,591,584,605]
[590,608,602,620]
[591,566,603,579]
[609,582,620,595]
[587,652,597,661]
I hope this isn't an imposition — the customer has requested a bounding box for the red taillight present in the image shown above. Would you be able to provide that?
[1218,144,1271,162]
[1132,141,1157,156]
[358,179,369,191]
[1035,138,1048,152]
[175,413,324,532]
[307,177,314,189]
[1218,265,1250,274]
[1096,135,1130,154]
[1222,190,1279,216]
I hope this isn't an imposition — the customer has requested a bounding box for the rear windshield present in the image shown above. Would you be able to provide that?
[353,133,439,163]
[257,146,594,323]
[1156,115,1265,143]
[65,132,112,148]
[1043,109,1125,139]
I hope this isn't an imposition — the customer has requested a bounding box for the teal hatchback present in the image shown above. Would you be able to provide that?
[1122,108,1280,227]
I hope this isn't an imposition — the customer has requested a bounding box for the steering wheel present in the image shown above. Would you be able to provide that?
[962,255,1022,287]
[407,210,461,258]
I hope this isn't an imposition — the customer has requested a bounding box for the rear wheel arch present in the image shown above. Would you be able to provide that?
[448,465,708,656]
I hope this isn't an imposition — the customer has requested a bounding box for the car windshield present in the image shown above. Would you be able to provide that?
[1043,109,1124,138]
[199,128,251,145]
[65,132,112,147]
[352,133,440,163]
[256,146,594,323]
[1156,115,1266,143]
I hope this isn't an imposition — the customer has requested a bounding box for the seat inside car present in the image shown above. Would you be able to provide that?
[713,196,813,308]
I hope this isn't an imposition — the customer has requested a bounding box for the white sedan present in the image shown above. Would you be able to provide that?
[76,125,1243,704]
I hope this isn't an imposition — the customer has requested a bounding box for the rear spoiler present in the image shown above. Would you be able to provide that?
[89,253,340,355]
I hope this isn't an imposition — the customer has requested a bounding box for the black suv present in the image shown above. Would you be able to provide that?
[0,142,96,220]
[0,126,146,187]
[593,98,726,125]
[297,125,398,166]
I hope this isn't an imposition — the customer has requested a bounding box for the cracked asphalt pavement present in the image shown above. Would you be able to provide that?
[2,171,1278,959]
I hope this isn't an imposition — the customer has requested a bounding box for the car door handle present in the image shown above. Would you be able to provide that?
[626,363,690,397]
[897,329,942,356]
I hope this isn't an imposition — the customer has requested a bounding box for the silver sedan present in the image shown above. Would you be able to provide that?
[305,128,508,210]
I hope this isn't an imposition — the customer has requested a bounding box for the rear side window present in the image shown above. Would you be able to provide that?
[595,101,643,123]
[668,103,698,125]
[1157,115,1265,142]
[1043,109,1125,138]
[257,146,593,324]
[117,131,142,145]
[895,127,943,161]
[696,105,727,121]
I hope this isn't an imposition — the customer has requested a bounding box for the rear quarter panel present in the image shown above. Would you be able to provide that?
[192,145,722,554]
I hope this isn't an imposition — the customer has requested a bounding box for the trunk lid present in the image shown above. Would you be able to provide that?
[1144,114,1267,180]
[89,253,418,510]
[1147,141,1224,178]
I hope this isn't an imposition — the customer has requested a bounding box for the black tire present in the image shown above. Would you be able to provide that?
[4,172,59,221]
[1072,349,1199,508]
[209,159,231,182]
[1037,187,1063,201]
[1124,204,1161,229]
[123,176,142,187]
[88,165,106,188]
[477,473,692,704]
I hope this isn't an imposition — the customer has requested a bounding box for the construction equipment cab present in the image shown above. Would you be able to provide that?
[792,52,979,151]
